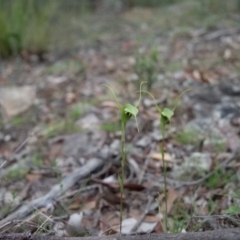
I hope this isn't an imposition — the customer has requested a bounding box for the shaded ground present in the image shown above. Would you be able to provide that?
[1,2,240,237]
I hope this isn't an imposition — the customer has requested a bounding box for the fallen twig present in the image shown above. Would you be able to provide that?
[0,158,103,226]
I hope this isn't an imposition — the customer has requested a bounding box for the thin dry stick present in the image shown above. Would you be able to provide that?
[35,214,53,234]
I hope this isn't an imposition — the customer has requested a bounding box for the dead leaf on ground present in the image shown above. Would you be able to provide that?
[49,142,63,159]
[26,174,42,182]
[69,199,82,210]
[154,221,164,233]
[150,153,173,162]
[100,211,120,234]
[82,200,96,210]
[166,188,180,214]
[123,182,145,191]
[130,210,161,223]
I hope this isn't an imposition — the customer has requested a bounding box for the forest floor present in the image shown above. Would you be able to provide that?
[1,2,240,237]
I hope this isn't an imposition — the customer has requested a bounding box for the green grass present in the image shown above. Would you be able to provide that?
[135,48,160,91]
[43,120,79,139]
[165,62,184,73]
[1,0,238,58]
[10,111,36,126]
[225,191,240,214]
[101,122,121,132]
[32,153,44,168]
[0,0,56,58]
[69,103,93,121]
[176,129,200,145]
[45,59,85,76]
[205,169,236,189]
[10,116,27,126]
[70,107,83,122]
[225,205,240,214]
[212,140,226,153]
[5,166,29,180]
[130,0,178,7]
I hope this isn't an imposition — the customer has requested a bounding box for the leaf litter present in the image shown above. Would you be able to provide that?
[1,2,240,237]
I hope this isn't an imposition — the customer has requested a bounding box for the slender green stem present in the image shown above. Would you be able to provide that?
[160,121,168,232]
[120,121,126,234]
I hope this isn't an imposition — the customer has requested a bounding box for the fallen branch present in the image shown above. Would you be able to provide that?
[0,158,103,227]
[1,228,240,240]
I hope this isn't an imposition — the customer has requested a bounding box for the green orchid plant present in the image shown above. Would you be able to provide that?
[101,82,146,233]
[140,89,191,231]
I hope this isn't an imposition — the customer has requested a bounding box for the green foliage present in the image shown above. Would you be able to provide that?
[102,82,145,233]
[141,89,190,231]
[224,191,240,214]
[102,83,142,131]
[0,205,14,217]
[10,111,36,126]
[121,103,139,127]
[213,140,226,153]
[130,0,178,8]
[10,116,28,126]
[70,106,83,121]
[0,0,56,58]
[32,153,43,167]
[225,205,240,214]
[51,159,62,182]
[170,204,190,233]
[135,49,160,91]
[43,120,79,139]
[46,60,85,76]
[101,122,121,132]
[176,129,200,145]
[6,167,29,180]
[205,169,236,189]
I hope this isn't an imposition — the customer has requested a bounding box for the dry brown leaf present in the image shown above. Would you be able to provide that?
[192,70,202,81]
[123,182,145,191]
[100,211,120,234]
[150,153,173,162]
[65,92,76,104]
[49,143,63,159]
[69,199,81,210]
[82,200,96,210]
[154,221,164,233]
[144,215,161,222]
[26,174,42,182]
[157,193,165,203]
[166,188,180,214]
[129,211,161,223]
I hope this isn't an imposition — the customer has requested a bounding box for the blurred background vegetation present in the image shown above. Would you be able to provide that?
[0,0,240,59]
